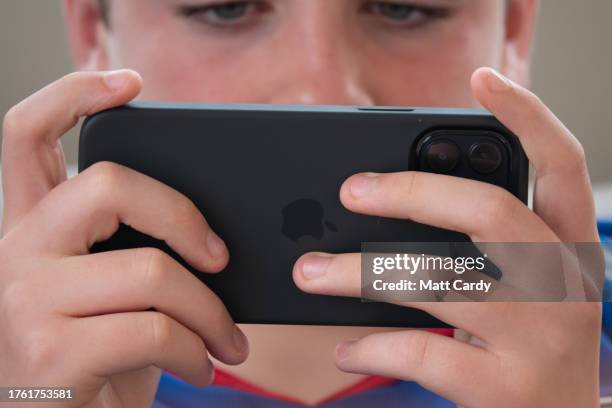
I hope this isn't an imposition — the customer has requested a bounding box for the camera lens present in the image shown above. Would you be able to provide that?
[468,142,503,174]
[423,140,460,173]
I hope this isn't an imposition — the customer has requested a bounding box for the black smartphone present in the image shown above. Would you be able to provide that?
[79,102,528,327]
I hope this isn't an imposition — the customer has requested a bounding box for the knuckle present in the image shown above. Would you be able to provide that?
[477,187,516,232]
[1,282,60,372]
[401,172,418,198]
[2,103,25,141]
[583,302,603,326]
[542,328,575,358]
[89,160,125,182]
[523,88,544,107]
[571,139,587,163]
[171,195,202,227]
[543,134,588,177]
[544,304,601,357]
[2,280,37,317]
[564,140,588,173]
[60,72,109,116]
[86,161,126,200]
[148,312,174,354]
[397,332,431,371]
[140,248,171,292]
[60,71,84,83]
[23,327,60,372]
[58,72,97,91]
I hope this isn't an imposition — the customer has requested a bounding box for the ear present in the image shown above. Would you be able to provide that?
[501,0,540,88]
[63,0,110,70]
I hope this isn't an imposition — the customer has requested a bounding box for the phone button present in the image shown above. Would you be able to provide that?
[357,107,415,112]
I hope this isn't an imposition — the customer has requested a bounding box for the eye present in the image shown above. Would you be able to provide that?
[365,1,450,27]
[209,2,250,21]
[179,1,265,27]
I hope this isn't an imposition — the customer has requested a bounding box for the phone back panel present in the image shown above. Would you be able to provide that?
[79,103,528,327]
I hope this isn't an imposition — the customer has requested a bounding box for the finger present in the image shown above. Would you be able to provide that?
[471,67,597,242]
[293,252,361,297]
[57,248,248,365]
[340,171,597,300]
[339,171,557,242]
[335,330,499,407]
[294,252,581,347]
[22,161,228,273]
[72,311,214,387]
[1,70,142,234]
[294,252,498,338]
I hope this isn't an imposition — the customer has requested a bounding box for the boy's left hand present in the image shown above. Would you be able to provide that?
[293,68,602,408]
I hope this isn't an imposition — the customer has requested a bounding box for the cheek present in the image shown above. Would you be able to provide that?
[112,37,260,103]
[132,55,246,102]
[362,20,504,107]
[108,7,265,102]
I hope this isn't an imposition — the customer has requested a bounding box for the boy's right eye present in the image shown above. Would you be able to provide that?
[208,2,250,20]
[363,1,452,29]
[179,1,269,27]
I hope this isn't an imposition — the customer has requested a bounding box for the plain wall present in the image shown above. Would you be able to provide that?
[1,0,611,182]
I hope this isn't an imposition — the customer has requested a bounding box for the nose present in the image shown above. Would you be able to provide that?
[268,72,374,106]
[264,16,375,106]
[267,72,374,106]
[266,57,375,106]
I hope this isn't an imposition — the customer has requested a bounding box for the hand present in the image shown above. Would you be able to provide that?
[0,71,249,408]
[293,67,601,407]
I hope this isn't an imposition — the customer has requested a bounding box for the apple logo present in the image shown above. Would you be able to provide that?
[281,199,337,242]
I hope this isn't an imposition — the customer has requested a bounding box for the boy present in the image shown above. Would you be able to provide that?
[1,0,609,406]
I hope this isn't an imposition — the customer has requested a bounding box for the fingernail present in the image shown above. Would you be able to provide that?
[233,326,249,353]
[302,253,332,279]
[486,68,513,93]
[207,232,227,259]
[103,70,131,91]
[336,340,357,362]
[349,173,379,199]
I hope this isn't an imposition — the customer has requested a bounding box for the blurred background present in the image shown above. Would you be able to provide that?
[0,0,611,217]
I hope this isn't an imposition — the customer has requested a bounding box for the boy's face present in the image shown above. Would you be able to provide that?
[68,0,536,107]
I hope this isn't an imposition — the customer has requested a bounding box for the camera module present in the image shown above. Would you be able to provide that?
[423,140,461,173]
[468,142,503,174]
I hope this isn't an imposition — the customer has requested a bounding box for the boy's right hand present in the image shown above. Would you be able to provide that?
[0,71,249,408]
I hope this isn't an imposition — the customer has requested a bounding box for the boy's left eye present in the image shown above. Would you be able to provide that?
[375,3,419,19]
[207,2,250,21]
[179,1,263,26]
[365,1,450,26]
